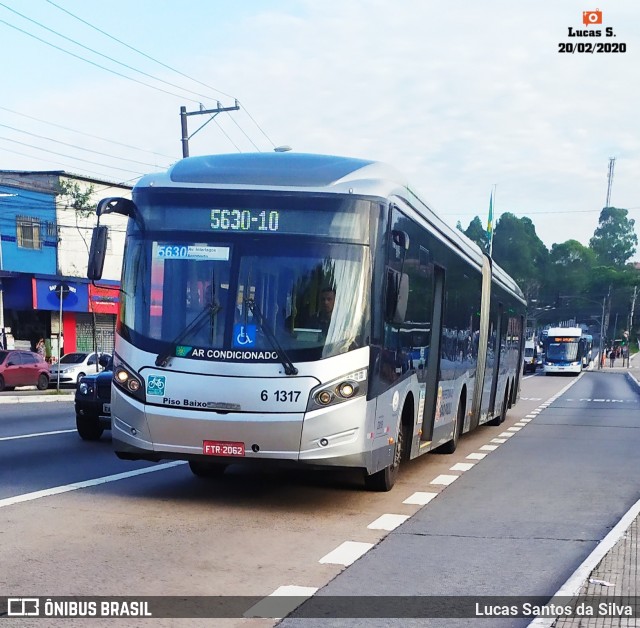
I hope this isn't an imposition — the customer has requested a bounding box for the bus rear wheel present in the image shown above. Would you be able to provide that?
[487,386,509,426]
[364,421,406,492]
[189,460,227,478]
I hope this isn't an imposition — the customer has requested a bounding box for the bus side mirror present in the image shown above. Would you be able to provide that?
[88,226,108,281]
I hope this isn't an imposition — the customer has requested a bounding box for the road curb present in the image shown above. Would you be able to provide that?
[0,394,74,404]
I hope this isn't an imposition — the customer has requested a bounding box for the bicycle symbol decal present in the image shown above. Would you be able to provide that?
[147,375,166,396]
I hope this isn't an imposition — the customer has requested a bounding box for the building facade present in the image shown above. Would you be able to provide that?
[0,170,130,359]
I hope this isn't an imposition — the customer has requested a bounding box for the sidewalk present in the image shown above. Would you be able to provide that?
[0,387,74,403]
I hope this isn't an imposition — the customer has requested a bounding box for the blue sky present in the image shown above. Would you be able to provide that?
[1,0,639,257]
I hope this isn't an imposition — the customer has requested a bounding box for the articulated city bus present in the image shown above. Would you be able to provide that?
[88,153,526,491]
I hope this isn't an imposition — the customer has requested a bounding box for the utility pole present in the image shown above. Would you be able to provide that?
[629,285,637,339]
[180,101,240,158]
[605,157,616,207]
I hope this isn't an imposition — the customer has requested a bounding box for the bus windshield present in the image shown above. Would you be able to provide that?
[120,235,369,362]
[547,340,580,361]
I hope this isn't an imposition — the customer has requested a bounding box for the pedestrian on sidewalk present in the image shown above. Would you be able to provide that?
[36,338,46,359]
[609,348,616,368]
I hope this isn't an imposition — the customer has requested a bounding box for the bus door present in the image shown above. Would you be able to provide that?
[487,303,504,417]
[374,216,437,449]
[423,266,446,444]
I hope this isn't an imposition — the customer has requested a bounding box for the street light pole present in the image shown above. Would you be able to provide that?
[598,296,605,370]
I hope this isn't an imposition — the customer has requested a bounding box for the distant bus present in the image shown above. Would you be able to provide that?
[543,327,584,375]
[580,334,594,367]
[87,152,526,491]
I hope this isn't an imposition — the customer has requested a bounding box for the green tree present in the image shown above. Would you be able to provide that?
[460,216,489,253]
[548,240,597,299]
[491,212,548,302]
[589,206,637,267]
[56,179,96,217]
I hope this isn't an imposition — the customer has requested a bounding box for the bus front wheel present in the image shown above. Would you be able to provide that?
[365,421,406,492]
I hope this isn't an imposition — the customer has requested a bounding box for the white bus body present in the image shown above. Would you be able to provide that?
[88,153,526,491]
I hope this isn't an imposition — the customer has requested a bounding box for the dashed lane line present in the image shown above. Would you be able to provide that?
[318,541,373,566]
[367,514,411,531]
[403,491,438,505]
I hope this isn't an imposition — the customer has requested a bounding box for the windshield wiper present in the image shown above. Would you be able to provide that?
[245,299,298,375]
[155,301,221,367]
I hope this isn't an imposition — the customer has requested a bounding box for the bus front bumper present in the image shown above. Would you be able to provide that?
[111,394,373,470]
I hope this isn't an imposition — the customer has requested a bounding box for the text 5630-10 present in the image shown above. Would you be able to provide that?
[210,208,280,231]
[559,42,627,53]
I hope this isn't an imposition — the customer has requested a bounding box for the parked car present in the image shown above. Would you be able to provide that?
[75,355,113,440]
[50,351,111,386]
[0,349,50,391]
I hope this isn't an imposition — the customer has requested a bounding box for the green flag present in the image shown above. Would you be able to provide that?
[486,191,493,236]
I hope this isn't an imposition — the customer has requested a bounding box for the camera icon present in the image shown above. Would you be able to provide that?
[583,9,603,25]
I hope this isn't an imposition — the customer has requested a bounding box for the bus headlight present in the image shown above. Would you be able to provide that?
[113,356,145,402]
[308,369,367,412]
[316,390,333,405]
[337,381,357,398]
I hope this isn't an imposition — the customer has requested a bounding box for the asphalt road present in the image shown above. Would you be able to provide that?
[282,371,640,627]
[1,370,638,627]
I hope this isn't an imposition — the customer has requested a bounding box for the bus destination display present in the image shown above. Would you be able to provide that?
[211,208,280,232]
[207,206,366,240]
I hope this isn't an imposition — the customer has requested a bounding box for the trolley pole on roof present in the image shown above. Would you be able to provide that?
[180,101,240,158]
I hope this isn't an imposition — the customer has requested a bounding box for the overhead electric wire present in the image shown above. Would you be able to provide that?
[0,122,170,169]
[45,0,236,101]
[0,105,177,160]
[0,145,138,182]
[0,2,233,106]
[0,16,204,104]
[0,0,279,179]
[44,0,277,148]
[0,136,145,175]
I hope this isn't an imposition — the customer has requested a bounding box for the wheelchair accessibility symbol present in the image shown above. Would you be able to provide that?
[233,323,256,348]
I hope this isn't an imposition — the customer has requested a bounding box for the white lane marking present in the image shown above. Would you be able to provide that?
[0,429,76,441]
[491,438,507,444]
[319,541,373,566]
[480,444,499,451]
[521,419,532,423]
[507,426,522,432]
[0,461,186,508]
[498,432,514,438]
[466,453,487,460]
[430,474,459,486]
[528,496,640,628]
[403,491,438,505]
[367,514,410,531]
[244,585,318,619]
[450,462,474,472]
[525,414,537,418]
[513,422,527,427]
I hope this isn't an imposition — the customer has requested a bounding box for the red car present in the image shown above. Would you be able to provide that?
[0,349,50,391]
